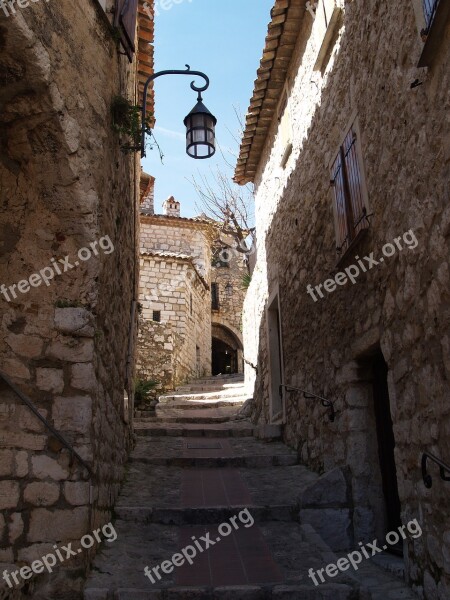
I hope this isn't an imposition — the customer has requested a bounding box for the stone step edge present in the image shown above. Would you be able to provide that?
[84,582,354,600]
[114,505,296,524]
[157,400,247,409]
[134,427,255,438]
[129,455,298,468]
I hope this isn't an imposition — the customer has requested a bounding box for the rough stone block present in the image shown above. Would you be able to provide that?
[0,449,14,477]
[0,432,46,451]
[53,396,92,433]
[28,507,89,542]
[36,368,64,393]
[0,481,20,509]
[46,339,94,362]
[15,450,29,477]
[54,307,95,337]
[31,455,68,480]
[64,481,90,505]
[24,482,60,506]
[71,363,97,392]
[256,423,282,440]
[299,508,352,551]
[5,334,44,358]
[8,512,24,543]
[299,467,349,508]
[2,358,30,380]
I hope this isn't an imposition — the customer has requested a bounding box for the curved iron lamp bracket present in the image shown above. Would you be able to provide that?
[280,384,336,422]
[141,65,210,156]
[421,451,450,489]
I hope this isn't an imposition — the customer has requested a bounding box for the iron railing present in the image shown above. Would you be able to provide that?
[280,384,336,422]
[422,451,450,488]
[0,370,94,480]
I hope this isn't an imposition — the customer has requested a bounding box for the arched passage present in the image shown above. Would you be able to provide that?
[211,323,243,376]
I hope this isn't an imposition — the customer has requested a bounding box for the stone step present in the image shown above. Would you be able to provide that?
[83,521,355,599]
[129,437,298,468]
[153,406,239,424]
[176,382,246,393]
[157,398,248,410]
[114,464,318,525]
[159,389,247,403]
[134,421,256,437]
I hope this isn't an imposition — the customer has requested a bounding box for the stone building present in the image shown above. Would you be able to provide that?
[235,0,449,598]
[0,1,154,597]
[136,183,247,390]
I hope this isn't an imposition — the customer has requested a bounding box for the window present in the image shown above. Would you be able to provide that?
[211,283,220,311]
[330,123,369,257]
[114,0,139,62]
[152,310,161,322]
[212,248,230,268]
[313,0,342,72]
[190,293,193,315]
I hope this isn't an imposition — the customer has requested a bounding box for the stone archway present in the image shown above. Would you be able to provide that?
[211,322,243,376]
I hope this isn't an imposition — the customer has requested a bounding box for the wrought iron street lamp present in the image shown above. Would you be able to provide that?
[141,65,216,158]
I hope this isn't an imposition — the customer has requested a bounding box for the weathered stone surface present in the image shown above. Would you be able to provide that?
[36,367,64,393]
[52,396,92,433]
[64,481,90,506]
[5,334,44,358]
[0,449,14,477]
[46,339,94,363]
[0,481,20,509]
[71,362,97,392]
[54,307,95,337]
[31,455,68,480]
[298,467,349,508]
[24,482,60,506]
[28,507,89,542]
[299,508,352,552]
[8,512,24,544]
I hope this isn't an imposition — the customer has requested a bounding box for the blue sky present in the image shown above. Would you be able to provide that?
[141,0,274,218]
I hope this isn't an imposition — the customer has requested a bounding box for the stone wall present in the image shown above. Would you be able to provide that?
[137,249,211,389]
[242,1,449,598]
[0,1,144,597]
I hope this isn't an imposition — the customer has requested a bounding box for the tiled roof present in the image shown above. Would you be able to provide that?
[234,0,305,185]
[140,213,214,227]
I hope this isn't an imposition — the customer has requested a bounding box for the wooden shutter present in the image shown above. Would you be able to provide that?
[211,283,219,310]
[331,152,349,253]
[342,127,367,239]
[115,0,139,61]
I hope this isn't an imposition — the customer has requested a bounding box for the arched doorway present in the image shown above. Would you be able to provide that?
[211,323,243,376]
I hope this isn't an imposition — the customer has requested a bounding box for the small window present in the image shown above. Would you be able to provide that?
[330,123,369,257]
[190,293,193,315]
[211,283,220,310]
[114,0,139,62]
[152,310,161,322]
[278,91,293,168]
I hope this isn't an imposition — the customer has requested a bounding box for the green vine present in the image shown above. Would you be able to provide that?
[111,96,153,152]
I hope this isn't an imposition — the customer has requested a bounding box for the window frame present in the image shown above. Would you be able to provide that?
[152,310,161,323]
[211,283,220,311]
[329,114,370,262]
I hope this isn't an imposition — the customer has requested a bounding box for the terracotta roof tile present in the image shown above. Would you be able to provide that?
[234,0,305,185]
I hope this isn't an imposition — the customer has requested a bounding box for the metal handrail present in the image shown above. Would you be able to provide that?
[280,384,336,422]
[422,451,450,488]
[0,370,94,479]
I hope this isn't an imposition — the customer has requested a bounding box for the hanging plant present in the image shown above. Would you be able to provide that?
[111,96,153,153]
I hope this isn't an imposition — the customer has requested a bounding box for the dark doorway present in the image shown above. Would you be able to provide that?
[212,338,237,375]
[372,352,402,538]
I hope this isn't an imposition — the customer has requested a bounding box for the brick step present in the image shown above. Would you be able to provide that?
[134,422,255,437]
[83,521,355,599]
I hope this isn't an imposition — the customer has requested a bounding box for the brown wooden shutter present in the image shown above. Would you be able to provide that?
[331,152,349,253]
[342,127,367,238]
[115,0,139,61]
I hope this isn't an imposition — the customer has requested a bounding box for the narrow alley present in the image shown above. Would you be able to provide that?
[84,375,419,599]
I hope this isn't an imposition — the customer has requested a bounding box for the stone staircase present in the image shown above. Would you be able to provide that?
[83,374,419,600]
